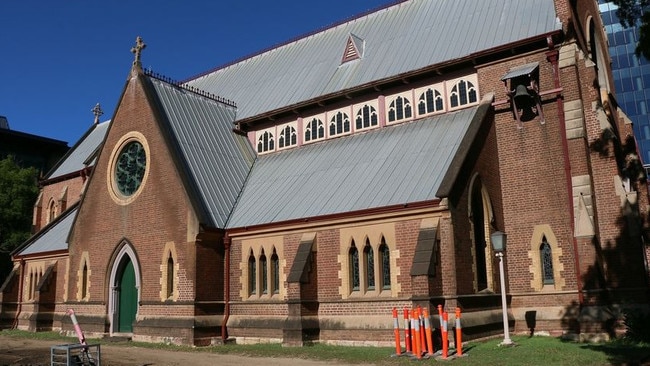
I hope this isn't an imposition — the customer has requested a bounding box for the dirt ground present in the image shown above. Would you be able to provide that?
[0,335,357,366]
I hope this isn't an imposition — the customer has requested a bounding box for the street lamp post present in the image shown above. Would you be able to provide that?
[490,231,513,346]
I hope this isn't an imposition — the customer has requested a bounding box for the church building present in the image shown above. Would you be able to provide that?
[2,0,649,347]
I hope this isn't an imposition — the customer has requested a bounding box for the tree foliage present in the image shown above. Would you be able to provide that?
[0,156,39,254]
[611,0,650,60]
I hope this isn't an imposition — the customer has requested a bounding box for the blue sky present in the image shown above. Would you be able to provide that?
[0,1,392,145]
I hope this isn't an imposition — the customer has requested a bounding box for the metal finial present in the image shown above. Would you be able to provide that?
[91,103,103,124]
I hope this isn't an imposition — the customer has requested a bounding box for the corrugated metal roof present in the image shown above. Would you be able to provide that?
[47,121,110,179]
[501,62,540,80]
[15,205,78,256]
[147,77,255,228]
[226,106,481,228]
[187,0,559,121]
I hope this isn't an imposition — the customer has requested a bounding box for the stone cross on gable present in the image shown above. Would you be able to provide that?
[91,103,103,124]
[131,36,146,66]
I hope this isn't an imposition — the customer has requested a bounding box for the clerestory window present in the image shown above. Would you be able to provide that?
[449,78,478,109]
[329,110,351,137]
[278,124,297,149]
[257,129,275,153]
[304,115,325,143]
[354,104,379,130]
[387,94,413,123]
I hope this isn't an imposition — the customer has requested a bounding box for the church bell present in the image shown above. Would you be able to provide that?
[513,84,533,109]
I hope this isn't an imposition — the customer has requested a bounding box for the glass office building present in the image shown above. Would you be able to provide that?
[599,1,650,168]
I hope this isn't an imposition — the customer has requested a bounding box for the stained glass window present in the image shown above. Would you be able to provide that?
[115,141,146,196]
[380,239,391,290]
[540,238,554,285]
[349,243,360,291]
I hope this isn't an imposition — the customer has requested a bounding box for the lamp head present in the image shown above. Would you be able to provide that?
[491,231,507,253]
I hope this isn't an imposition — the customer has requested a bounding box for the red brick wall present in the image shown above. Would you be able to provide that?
[36,177,85,230]
[477,51,578,298]
[67,73,200,323]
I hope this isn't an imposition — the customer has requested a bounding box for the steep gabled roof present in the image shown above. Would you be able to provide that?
[226,97,492,229]
[145,75,255,228]
[13,203,79,257]
[187,0,560,122]
[46,120,110,180]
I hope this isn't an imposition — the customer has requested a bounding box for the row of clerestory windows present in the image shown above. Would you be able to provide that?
[256,75,479,154]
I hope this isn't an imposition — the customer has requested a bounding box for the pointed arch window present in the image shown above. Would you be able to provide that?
[278,124,297,149]
[387,95,413,123]
[449,79,478,108]
[271,248,280,295]
[29,267,43,301]
[304,116,325,142]
[329,110,351,137]
[349,242,360,291]
[355,104,378,130]
[248,251,257,296]
[364,240,375,290]
[379,238,391,290]
[257,130,275,153]
[81,262,89,299]
[48,200,56,223]
[540,237,554,285]
[166,253,174,299]
[417,87,445,116]
[29,270,35,300]
[260,249,268,295]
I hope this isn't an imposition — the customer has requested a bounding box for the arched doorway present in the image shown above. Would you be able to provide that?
[468,174,495,292]
[108,243,140,335]
[471,180,488,291]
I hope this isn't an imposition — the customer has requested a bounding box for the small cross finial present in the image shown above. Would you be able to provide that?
[91,103,103,124]
[131,36,146,66]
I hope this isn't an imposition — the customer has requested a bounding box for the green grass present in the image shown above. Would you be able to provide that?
[3,329,650,365]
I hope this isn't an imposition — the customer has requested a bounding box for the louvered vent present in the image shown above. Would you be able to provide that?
[341,33,364,64]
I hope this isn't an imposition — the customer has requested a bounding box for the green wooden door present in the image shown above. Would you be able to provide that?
[117,259,137,332]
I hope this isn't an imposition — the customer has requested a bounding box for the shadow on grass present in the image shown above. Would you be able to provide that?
[577,340,650,366]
